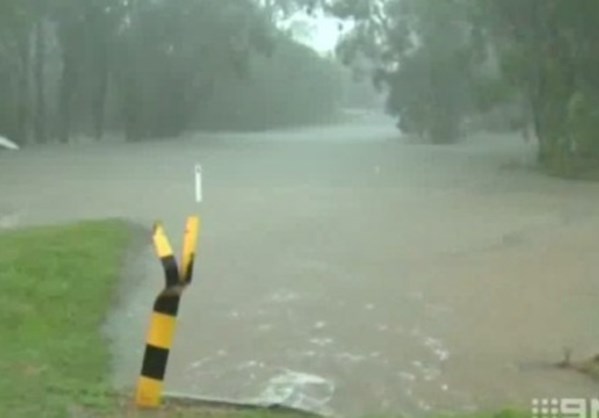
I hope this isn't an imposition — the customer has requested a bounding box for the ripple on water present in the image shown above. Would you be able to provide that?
[268,290,300,303]
[310,337,334,347]
[253,369,335,416]
[399,371,417,381]
[257,323,273,332]
[313,321,327,329]
[423,336,451,362]
[336,352,366,363]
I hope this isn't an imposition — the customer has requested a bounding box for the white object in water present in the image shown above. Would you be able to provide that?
[0,136,19,150]
[194,164,202,203]
[255,369,335,416]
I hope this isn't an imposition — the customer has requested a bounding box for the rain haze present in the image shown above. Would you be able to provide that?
[2,1,599,418]
[288,12,346,53]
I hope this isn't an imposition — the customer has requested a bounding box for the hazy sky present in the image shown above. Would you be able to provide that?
[283,12,350,54]
[309,16,344,52]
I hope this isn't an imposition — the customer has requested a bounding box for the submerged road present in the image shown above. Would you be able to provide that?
[2,115,599,416]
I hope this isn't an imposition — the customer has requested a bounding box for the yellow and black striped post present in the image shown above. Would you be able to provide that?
[135,216,201,408]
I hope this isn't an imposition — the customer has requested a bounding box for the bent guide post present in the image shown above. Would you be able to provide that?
[135,216,201,408]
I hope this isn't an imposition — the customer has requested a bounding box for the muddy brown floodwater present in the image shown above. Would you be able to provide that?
[2,116,599,417]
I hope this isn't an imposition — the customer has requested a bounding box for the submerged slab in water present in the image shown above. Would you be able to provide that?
[0,136,19,150]
[163,391,327,417]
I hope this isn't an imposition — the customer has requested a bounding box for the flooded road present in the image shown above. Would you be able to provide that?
[2,117,599,416]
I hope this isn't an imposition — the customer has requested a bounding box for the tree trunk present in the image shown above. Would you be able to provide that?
[93,49,109,140]
[59,48,77,143]
[123,77,143,142]
[122,0,143,142]
[16,32,32,146]
[34,18,47,144]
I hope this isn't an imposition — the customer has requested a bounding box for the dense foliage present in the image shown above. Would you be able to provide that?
[307,0,599,174]
[475,0,599,174]
[5,0,599,176]
[0,0,347,144]
[193,34,345,131]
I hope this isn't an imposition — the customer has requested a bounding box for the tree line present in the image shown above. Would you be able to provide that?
[309,0,599,176]
[0,0,348,146]
[6,0,597,177]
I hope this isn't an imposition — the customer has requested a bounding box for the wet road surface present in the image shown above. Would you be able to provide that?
[2,117,599,416]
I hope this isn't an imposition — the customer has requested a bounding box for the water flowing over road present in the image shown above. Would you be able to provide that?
[2,116,599,417]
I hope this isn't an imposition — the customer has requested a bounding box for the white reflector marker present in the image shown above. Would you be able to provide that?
[0,136,19,150]
[194,164,202,203]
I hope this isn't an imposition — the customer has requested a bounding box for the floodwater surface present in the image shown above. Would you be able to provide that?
[2,116,599,417]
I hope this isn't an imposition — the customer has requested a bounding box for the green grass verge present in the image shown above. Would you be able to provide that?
[0,220,134,417]
[0,219,531,418]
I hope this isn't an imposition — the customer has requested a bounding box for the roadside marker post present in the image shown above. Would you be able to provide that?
[135,215,201,408]
[195,164,202,203]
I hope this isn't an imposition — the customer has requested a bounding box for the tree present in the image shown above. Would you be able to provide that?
[0,0,346,145]
[299,0,599,175]
[0,0,35,145]
[473,0,599,174]
[305,0,480,143]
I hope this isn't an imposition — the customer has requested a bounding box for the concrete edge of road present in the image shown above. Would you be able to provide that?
[162,391,327,417]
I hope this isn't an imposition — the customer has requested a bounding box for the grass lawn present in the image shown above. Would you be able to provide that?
[0,219,531,418]
[0,220,134,417]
